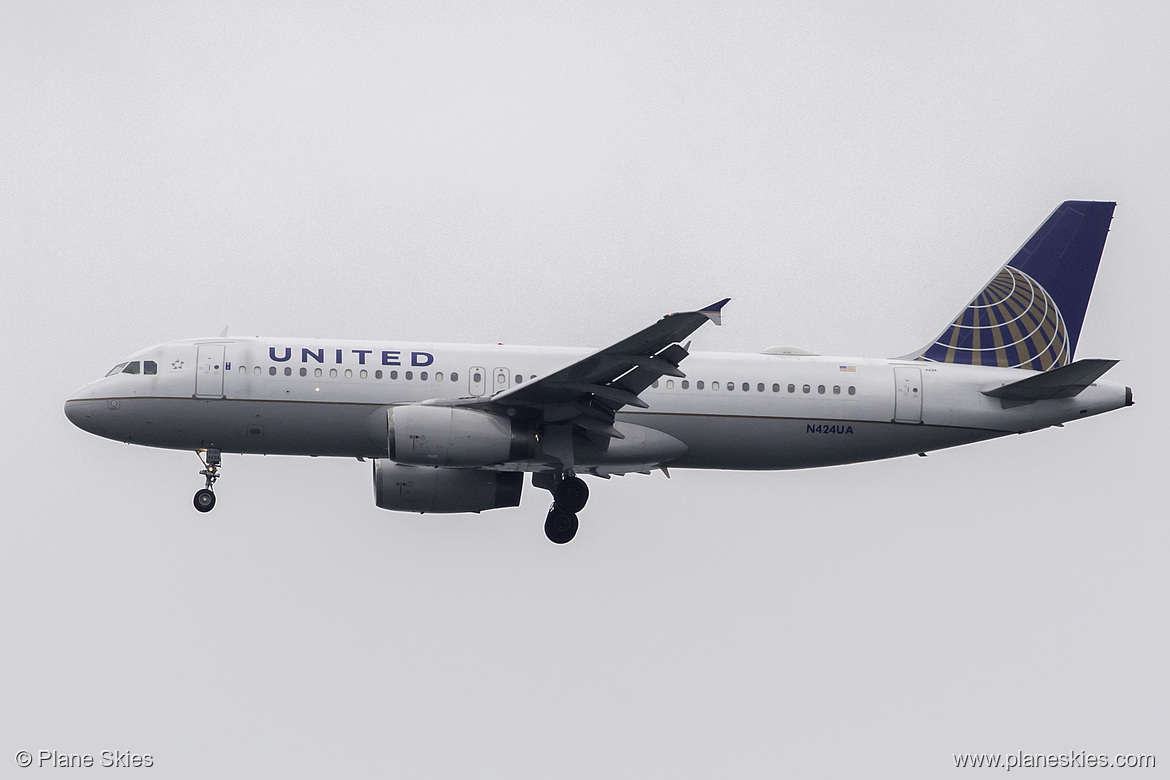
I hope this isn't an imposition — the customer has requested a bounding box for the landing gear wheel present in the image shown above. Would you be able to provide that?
[554,476,589,513]
[193,488,216,512]
[193,449,222,513]
[544,506,579,544]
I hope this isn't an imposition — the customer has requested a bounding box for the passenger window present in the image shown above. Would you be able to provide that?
[818,385,825,394]
[360,369,368,379]
[254,366,261,376]
[697,381,705,390]
[329,369,338,378]
[375,370,383,379]
[238,365,246,374]
[712,382,720,390]
[420,371,427,381]
[405,371,413,380]
[744,383,751,392]
[314,368,323,378]
[833,385,840,394]
[284,367,292,376]
[515,374,522,384]
[105,362,128,376]
[269,366,277,376]
[666,380,674,389]
[473,372,481,382]
[300,368,307,377]
[123,361,141,374]
[436,372,443,381]
[848,386,856,395]
[803,384,810,394]
[772,383,779,392]
[788,384,795,393]
[390,371,398,380]
[450,372,458,382]
[144,361,157,375]
[757,383,764,392]
[681,380,689,389]
[653,380,659,388]
[345,369,353,378]
[727,382,734,391]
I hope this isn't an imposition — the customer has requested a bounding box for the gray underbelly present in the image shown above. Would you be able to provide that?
[66,397,387,457]
[621,411,1004,469]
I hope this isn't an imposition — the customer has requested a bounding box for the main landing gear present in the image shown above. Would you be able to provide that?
[193,448,221,513]
[542,474,589,544]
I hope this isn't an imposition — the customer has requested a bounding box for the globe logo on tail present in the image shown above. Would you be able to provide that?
[919,266,1070,370]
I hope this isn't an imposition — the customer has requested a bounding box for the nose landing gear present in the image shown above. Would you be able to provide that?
[194,488,216,511]
[193,448,221,513]
[541,473,589,544]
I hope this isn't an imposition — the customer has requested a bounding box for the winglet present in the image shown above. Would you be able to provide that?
[699,298,731,326]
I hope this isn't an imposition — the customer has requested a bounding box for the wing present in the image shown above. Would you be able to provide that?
[475,299,729,439]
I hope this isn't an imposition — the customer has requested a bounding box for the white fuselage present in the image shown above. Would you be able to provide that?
[64,337,1130,471]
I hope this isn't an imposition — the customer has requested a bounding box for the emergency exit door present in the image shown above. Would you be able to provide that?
[469,366,486,396]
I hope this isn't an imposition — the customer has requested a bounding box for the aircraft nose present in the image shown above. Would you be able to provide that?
[64,383,103,433]
[64,398,93,431]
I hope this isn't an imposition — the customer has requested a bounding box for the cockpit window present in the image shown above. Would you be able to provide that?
[105,360,155,376]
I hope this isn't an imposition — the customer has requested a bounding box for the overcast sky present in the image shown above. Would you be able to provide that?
[2,2,1167,777]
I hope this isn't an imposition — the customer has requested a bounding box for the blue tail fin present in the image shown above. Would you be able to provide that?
[912,201,1115,370]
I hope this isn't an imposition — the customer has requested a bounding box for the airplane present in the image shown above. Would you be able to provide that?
[65,201,1132,543]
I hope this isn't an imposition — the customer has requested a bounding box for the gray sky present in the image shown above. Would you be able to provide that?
[2,2,1167,777]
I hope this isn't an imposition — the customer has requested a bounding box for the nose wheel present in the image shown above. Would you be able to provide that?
[193,449,222,513]
[541,474,589,544]
[194,488,216,512]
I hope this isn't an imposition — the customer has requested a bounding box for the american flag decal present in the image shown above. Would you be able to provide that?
[839,365,856,372]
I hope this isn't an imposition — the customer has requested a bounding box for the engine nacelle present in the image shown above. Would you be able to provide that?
[386,405,536,467]
[372,461,523,513]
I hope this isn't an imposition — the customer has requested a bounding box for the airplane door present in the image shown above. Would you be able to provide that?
[493,367,510,394]
[893,367,922,423]
[196,345,226,398]
[469,366,486,396]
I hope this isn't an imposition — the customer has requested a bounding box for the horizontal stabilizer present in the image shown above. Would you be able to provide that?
[982,359,1119,401]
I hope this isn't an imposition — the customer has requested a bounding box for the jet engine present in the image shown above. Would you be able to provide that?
[372,461,523,513]
[386,405,536,467]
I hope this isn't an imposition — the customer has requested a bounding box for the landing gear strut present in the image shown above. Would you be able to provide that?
[541,473,590,544]
[193,448,221,513]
